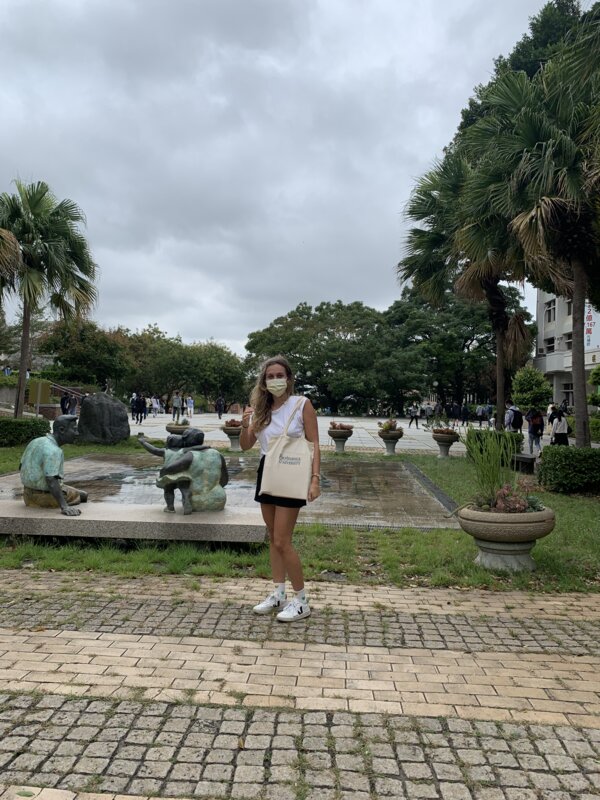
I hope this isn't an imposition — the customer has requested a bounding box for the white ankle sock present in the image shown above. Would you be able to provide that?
[275,583,286,598]
[295,588,307,604]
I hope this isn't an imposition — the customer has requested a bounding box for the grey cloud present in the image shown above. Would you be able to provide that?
[0,0,543,355]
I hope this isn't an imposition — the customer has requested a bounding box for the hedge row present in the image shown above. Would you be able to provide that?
[538,446,600,494]
[0,417,51,447]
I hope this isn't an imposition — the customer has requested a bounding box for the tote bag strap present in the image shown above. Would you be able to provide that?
[281,397,306,436]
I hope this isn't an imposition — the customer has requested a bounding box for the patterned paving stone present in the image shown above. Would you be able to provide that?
[1,592,599,653]
[0,696,599,799]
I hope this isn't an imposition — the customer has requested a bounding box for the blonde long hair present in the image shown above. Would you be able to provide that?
[250,355,294,433]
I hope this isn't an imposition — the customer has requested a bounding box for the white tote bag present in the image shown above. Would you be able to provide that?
[261,398,314,500]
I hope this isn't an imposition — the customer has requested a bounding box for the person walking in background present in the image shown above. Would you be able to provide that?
[134,393,146,425]
[504,401,523,433]
[60,392,70,415]
[475,404,484,428]
[68,394,78,415]
[240,355,320,623]
[172,391,182,423]
[525,408,544,455]
[551,410,569,446]
[460,402,470,427]
[451,402,461,427]
[215,395,225,420]
[407,402,420,428]
[186,395,194,417]
[151,395,160,418]
[130,393,136,421]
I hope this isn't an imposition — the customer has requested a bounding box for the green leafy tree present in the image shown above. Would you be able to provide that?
[39,320,133,387]
[245,301,386,413]
[511,366,553,411]
[0,181,97,416]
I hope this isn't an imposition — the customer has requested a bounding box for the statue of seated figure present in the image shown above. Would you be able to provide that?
[20,415,88,516]
[138,428,228,514]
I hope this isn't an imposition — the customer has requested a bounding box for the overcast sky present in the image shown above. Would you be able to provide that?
[0,0,556,355]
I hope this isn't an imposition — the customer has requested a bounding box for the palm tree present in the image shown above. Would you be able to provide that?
[0,181,97,417]
[0,228,21,280]
[463,55,600,447]
[398,152,532,426]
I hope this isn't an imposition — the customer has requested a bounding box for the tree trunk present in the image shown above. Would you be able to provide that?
[14,300,31,418]
[495,328,505,430]
[571,261,590,447]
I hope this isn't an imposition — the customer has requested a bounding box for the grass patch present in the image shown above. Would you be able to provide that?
[401,452,600,592]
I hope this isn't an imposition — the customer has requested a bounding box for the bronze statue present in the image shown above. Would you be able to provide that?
[138,428,228,514]
[19,415,88,516]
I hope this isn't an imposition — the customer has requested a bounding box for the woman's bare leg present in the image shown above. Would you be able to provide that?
[260,503,285,583]
[271,506,303,590]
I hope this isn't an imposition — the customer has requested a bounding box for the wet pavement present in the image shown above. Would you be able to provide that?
[0,453,458,530]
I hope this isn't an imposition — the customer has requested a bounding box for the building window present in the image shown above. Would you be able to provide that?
[566,299,572,316]
[544,299,556,323]
[544,337,555,353]
[564,332,572,351]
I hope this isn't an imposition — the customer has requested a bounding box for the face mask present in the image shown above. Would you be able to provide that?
[266,378,288,397]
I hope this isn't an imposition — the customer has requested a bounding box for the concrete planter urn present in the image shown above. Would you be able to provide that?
[222,425,242,452]
[457,505,555,573]
[378,429,404,455]
[432,430,459,458]
[328,428,353,454]
[166,423,190,434]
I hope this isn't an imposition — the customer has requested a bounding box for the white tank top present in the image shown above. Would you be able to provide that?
[256,395,307,456]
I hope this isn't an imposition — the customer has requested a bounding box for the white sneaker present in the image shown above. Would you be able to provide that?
[252,591,287,615]
[276,596,311,623]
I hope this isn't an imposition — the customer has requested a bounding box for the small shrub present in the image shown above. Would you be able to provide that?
[537,446,600,494]
[566,416,600,443]
[0,417,51,447]
[465,427,524,459]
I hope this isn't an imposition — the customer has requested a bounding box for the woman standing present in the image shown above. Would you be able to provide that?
[551,410,569,446]
[240,356,321,622]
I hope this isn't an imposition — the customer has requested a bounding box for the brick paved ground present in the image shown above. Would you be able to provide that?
[0,570,599,799]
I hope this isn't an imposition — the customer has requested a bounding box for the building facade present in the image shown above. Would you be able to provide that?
[533,291,600,406]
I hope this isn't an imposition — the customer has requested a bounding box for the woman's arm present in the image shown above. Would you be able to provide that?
[303,400,321,502]
[240,405,258,451]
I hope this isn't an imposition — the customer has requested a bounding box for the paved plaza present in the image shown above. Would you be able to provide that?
[127,413,469,454]
[0,412,597,799]
[0,570,599,800]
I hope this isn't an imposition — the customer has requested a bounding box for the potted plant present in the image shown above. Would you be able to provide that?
[456,429,555,573]
[328,421,353,454]
[377,419,404,455]
[431,424,460,458]
[221,418,243,452]
[166,416,190,434]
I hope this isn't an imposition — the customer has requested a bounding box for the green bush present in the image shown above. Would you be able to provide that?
[0,375,18,388]
[566,415,600,443]
[538,446,600,494]
[0,417,50,447]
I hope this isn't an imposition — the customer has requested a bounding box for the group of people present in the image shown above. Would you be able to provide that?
[504,399,571,454]
[59,392,80,416]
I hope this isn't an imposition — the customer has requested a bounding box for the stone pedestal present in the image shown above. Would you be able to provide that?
[473,538,537,572]
[329,429,353,454]
[378,430,403,455]
[432,433,459,458]
[222,427,242,452]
